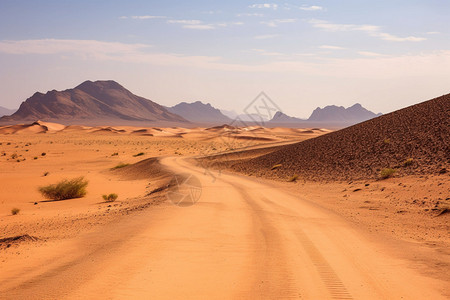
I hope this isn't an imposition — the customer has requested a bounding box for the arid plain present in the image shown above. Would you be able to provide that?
[0,113,448,299]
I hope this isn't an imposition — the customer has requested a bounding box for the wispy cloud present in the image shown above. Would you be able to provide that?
[358,51,386,57]
[308,19,426,42]
[167,19,243,30]
[1,39,449,78]
[261,18,297,27]
[120,15,167,20]
[254,34,279,40]
[183,24,215,30]
[299,5,323,11]
[167,19,215,30]
[319,45,345,50]
[237,13,264,17]
[249,3,278,10]
[167,19,202,25]
[426,31,440,35]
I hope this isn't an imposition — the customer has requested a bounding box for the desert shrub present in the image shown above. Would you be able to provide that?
[271,164,282,170]
[11,153,18,159]
[34,157,38,160]
[288,174,299,182]
[111,163,129,170]
[133,152,145,157]
[11,208,20,215]
[39,177,88,200]
[41,152,46,156]
[403,158,414,167]
[380,168,396,179]
[383,138,390,144]
[43,171,49,176]
[111,152,119,156]
[102,193,118,202]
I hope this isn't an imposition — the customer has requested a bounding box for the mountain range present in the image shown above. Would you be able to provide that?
[0,106,16,117]
[0,80,381,126]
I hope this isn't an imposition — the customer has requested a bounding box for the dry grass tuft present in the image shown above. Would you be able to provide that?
[380,168,396,179]
[111,163,130,170]
[271,164,282,170]
[288,174,299,182]
[102,193,118,202]
[39,177,88,200]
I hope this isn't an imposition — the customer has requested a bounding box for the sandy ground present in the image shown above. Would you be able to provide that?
[0,124,448,299]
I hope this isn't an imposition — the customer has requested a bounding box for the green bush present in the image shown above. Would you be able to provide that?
[380,168,396,179]
[102,193,118,202]
[39,177,88,200]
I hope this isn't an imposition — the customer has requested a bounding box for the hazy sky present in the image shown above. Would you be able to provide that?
[0,0,449,118]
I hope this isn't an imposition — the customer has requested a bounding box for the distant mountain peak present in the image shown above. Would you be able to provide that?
[167,101,231,123]
[0,80,187,124]
[308,103,380,123]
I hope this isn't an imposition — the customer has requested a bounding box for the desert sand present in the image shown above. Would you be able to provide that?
[0,121,448,299]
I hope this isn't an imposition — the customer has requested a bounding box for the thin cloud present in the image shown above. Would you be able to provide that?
[183,24,215,30]
[249,3,278,10]
[1,39,450,78]
[237,13,264,17]
[299,5,323,11]
[254,34,279,39]
[358,51,386,57]
[319,45,345,50]
[167,19,243,30]
[308,19,426,42]
[261,18,297,27]
[167,20,203,25]
[119,15,167,20]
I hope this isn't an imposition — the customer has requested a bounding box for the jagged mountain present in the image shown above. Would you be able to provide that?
[269,111,306,123]
[308,103,381,123]
[166,101,232,123]
[0,80,187,124]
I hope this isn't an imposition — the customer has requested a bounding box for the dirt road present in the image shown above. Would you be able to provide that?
[0,157,447,299]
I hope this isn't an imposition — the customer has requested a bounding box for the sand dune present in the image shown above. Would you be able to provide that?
[0,108,448,299]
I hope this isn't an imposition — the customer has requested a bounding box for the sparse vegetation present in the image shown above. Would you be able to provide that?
[41,152,46,156]
[11,153,18,159]
[11,208,20,215]
[271,164,282,170]
[288,174,299,182]
[383,138,390,144]
[111,163,130,170]
[43,171,49,176]
[403,158,414,167]
[133,152,144,157]
[38,177,88,200]
[34,156,38,160]
[111,152,119,156]
[102,193,118,202]
[380,168,396,179]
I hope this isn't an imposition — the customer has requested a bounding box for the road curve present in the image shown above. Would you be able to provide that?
[1,156,446,299]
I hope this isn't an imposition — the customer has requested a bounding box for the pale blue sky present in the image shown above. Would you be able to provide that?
[0,0,449,117]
